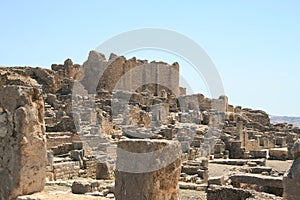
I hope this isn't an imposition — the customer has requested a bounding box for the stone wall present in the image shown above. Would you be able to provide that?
[81,51,180,97]
[0,67,63,94]
[51,58,82,80]
[207,185,255,200]
[207,185,282,200]
[52,161,80,180]
[0,86,46,199]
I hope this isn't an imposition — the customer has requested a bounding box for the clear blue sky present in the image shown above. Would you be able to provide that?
[1,1,299,116]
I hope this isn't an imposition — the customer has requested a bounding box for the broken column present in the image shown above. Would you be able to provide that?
[237,120,244,147]
[115,139,182,200]
[0,86,47,199]
[283,139,300,200]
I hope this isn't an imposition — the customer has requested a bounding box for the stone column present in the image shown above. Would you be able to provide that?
[0,86,46,199]
[237,121,244,147]
[263,138,269,149]
[244,131,249,150]
[115,139,182,200]
[283,139,300,200]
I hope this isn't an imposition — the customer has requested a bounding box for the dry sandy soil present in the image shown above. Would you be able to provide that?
[19,184,206,200]
[18,185,110,200]
[208,160,293,177]
[20,188,206,200]
[180,189,206,200]
[19,160,292,199]
[20,192,109,200]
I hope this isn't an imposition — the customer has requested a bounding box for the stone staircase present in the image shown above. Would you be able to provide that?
[44,91,117,181]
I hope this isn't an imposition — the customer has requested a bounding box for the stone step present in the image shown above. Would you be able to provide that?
[51,143,74,156]
[179,182,207,191]
[46,132,73,137]
[44,104,52,109]
[45,117,56,125]
[46,132,74,149]
[53,156,72,163]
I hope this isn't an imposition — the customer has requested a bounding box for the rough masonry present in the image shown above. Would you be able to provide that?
[0,85,46,199]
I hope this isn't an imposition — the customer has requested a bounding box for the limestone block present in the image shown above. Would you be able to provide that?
[207,185,254,200]
[115,139,182,200]
[283,139,300,200]
[208,176,225,186]
[96,161,112,180]
[71,181,92,194]
[0,86,46,199]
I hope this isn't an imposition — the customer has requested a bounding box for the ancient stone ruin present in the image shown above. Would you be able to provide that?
[0,85,46,199]
[0,50,300,199]
[115,139,181,200]
[283,139,300,200]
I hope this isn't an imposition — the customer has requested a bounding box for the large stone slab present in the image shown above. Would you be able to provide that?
[115,139,182,200]
[230,173,283,188]
[283,139,300,200]
[0,86,46,199]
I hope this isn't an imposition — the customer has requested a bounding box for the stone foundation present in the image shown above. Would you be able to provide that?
[207,185,282,200]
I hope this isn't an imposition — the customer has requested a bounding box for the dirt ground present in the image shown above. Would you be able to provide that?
[208,159,293,177]
[20,188,206,200]
[19,160,292,199]
[179,189,206,200]
[17,185,109,200]
[19,192,109,200]
[19,184,207,200]
[266,160,293,173]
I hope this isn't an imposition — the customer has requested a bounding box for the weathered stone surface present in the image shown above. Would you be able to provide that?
[269,148,288,161]
[51,58,82,80]
[230,173,283,188]
[96,161,112,180]
[115,139,182,200]
[230,173,283,196]
[208,176,225,186]
[283,139,300,200]
[81,51,179,97]
[46,116,77,133]
[228,141,243,159]
[250,167,272,174]
[207,185,255,200]
[207,185,282,200]
[0,86,46,199]
[0,67,62,94]
[71,181,92,194]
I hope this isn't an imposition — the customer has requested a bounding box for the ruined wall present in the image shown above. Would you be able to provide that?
[207,185,282,200]
[242,109,270,126]
[51,58,82,80]
[0,67,63,94]
[81,51,180,97]
[0,85,46,199]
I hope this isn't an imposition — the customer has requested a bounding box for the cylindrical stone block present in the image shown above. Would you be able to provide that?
[115,139,182,200]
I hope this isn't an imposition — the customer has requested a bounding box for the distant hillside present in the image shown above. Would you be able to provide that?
[270,115,300,127]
